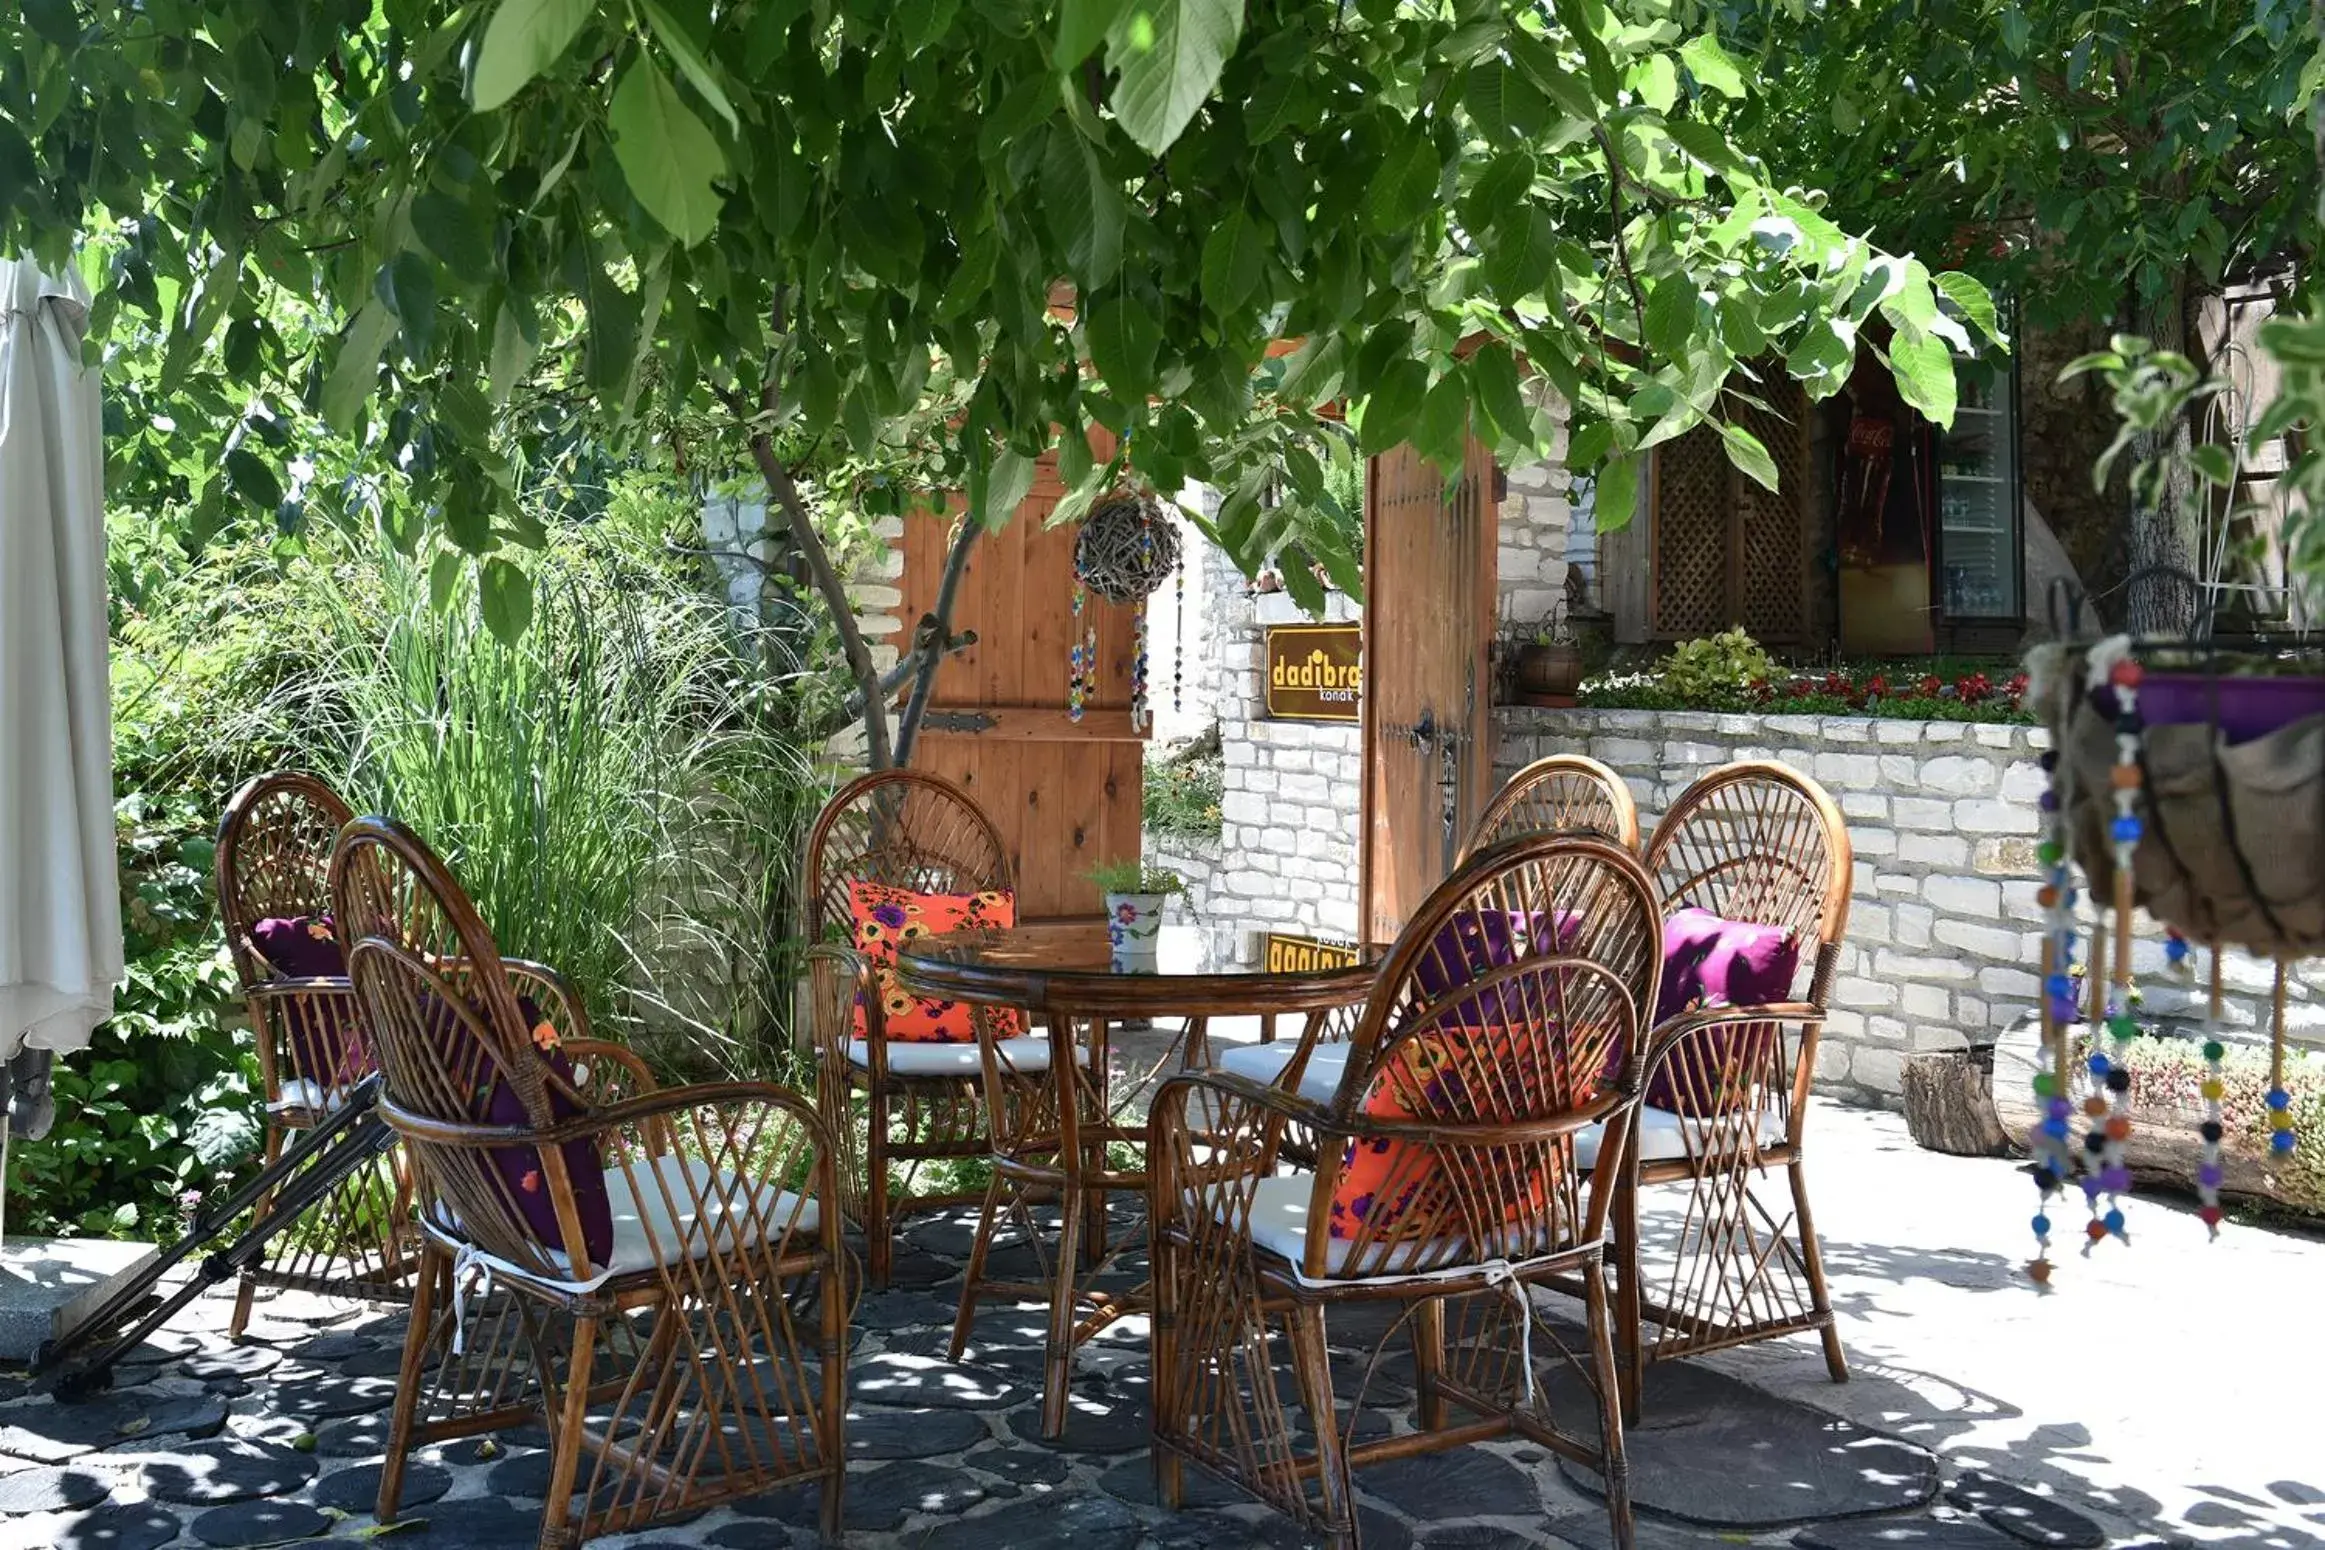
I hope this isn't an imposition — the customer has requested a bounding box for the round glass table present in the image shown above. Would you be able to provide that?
[891,920,1377,1438]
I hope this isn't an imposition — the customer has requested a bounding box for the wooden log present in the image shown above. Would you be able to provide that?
[1901,1047,2012,1157]
[1992,1013,2325,1217]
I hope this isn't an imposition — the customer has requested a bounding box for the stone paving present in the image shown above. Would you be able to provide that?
[0,1100,2312,1550]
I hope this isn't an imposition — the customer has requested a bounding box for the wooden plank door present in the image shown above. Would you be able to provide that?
[893,450,1147,920]
[1359,432,1498,950]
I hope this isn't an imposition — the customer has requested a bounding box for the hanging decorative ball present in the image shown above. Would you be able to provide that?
[1074,490,1183,604]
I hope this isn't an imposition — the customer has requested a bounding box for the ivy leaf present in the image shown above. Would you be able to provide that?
[1357,357,1428,457]
[1595,452,1640,533]
[1106,0,1246,157]
[470,0,596,112]
[1199,206,1264,316]
[1888,327,1958,428]
[479,558,533,644]
[638,0,738,135]
[1644,274,1697,361]
[608,56,727,246]
[1677,34,1746,98]
[1057,0,1131,68]
[321,301,398,433]
[1718,420,1780,493]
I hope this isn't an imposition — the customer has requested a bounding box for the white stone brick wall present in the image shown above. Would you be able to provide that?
[1497,706,2325,1107]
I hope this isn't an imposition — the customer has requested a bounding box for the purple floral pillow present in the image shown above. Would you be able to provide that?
[249,916,373,1092]
[1648,908,1800,1115]
[1411,909,1581,1028]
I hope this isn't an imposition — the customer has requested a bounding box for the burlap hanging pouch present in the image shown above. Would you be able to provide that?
[2057,678,2325,957]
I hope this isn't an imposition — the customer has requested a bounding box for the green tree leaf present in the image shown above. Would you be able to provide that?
[1644,274,1697,361]
[488,299,538,407]
[1357,357,1428,457]
[1595,452,1640,533]
[1106,0,1246,157]
[23,0,82,50]
[223,446,282,511]
[410,189,492,278]
[1888,327,1958,428]
[608,55,727,246]
[1678,34,1746,98]
[1718,420,1780,492]
[1630,54,1678,113]
[638,0,738,134]
[479,557,533,643]
[428,549,465,614]
[1468,343,1533,449]
[321,301,399,433]
[1200,206,1264,316]
[1368,133,1442,233]
[1085,292,1162,399]
[470,0,597,112]
[1934,270,2004,344]
[1057,0,1131,68]
[1041,130,1125,288]
[979,447,1038,529]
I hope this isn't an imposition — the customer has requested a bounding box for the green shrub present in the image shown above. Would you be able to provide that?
[1660,628,1774,704]
[1144,730,1224,842]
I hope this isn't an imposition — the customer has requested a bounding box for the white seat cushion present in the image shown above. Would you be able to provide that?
[441,1153,817,1293]
[1215,1041,1352,1105]
[1573,1106,1788,1170]
[268,1078,348,1115]
[1233,1175,1547,1286]
[845,1036,1058,1075]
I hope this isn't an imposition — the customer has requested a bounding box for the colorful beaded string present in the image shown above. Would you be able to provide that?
[2165,930,2228,1236]
[1171,548,1185,715]
[1068,580,1089,723]
[2268,959,2299,1165]
[2078,643,2144,1249]
[1131,601,1151,732]
[2028,741,2080,1284]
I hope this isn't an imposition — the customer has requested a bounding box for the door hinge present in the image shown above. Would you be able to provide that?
[921,710,997,734]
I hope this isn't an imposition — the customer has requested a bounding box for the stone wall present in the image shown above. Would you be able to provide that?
[1496,705,2325,1106]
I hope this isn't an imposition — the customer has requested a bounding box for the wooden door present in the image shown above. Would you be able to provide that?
[894,451,1147,920]
[1359,433,1498,950]
[1650,385,1813,642]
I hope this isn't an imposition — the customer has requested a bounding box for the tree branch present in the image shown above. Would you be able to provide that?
[1595,127,1651,349]
[891,512,984,766]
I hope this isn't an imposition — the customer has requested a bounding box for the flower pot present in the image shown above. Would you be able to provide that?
[1513,642,1583,699]
[1105,892,1168,965]
[2039,646,2325,956]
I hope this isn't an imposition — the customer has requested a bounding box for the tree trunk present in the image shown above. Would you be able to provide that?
[1901,1047,2012,1157]
[2126,268,2200,636]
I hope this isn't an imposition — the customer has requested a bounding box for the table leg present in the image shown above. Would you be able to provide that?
[1185,1015,1209,1069]
[1084,1016,1110,1268]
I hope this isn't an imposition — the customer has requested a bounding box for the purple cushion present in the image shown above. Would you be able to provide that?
[249,916,372,1091]
[1648,908,1801,1114]
[425,992,615,1268]
[1412,909,1579,1028]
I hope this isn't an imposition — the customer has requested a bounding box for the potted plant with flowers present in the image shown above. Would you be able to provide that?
[1087,859,1186,965]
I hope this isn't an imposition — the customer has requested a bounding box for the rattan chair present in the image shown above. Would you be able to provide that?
[804,769,1026,1287]
[1149,833,1662,1550]
[1611,760,1852,1415]
[332,816,847,1550]
[1463,754,1641,859]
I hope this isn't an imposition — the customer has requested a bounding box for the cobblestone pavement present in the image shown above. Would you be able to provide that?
[0,1101,2309,1550]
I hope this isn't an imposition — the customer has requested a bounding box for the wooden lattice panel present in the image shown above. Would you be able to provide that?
[1734,388,1808,643]
[1651,424,1730,638]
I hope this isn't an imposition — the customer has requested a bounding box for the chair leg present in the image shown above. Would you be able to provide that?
[376,1242,444,1524]
[865,1086,894,1290]
[538,1315,599,1550]
[1038,1186,1086,1440]
[1290,1306,1355,1548]
[1149,1229,1184,1511]
[948,1172,1005,1361]
[820,1244,849,1544]
[1411,1296,1448,1433]
[1583,1263,1635,1550]
[1790,1155,1848,1384]
[229,1124,288,1340]
[1613,1172,1644,1423]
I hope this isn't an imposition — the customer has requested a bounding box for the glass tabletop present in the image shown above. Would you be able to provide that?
[893,921,1378,1015]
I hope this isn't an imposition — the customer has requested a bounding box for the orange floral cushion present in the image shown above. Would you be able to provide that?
[848,882,1024,1044]
[1327,1024,1588,1246]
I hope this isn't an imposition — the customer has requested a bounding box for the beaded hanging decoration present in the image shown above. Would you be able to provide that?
[1068,579,1089,724]
[1131,601,1151,733]
[2165,929,2227,1236]
[1074,491,1182,603]
[1172,549,1186,716]
[2267,958,2299,1166]
[2078,641,2145,1250]
[2028,741,2081,1285]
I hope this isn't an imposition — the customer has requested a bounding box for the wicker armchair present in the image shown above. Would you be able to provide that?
[804,769,1025,1287]
[1463,754,1641,858]
[1149,834,1662,1550]
[1612,760,1852,1414]
[331,817,846,1549]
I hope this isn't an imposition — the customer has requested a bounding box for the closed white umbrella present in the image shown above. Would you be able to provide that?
[0,259,118,1107]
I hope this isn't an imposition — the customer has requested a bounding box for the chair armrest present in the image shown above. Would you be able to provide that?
[1638,1002,1825,1146]
[804,943,877,1062]
[1148,1071,1331,1265]
[563,1039,660,1105]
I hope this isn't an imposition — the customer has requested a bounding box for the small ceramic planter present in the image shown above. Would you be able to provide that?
[1105,892,1168,965]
